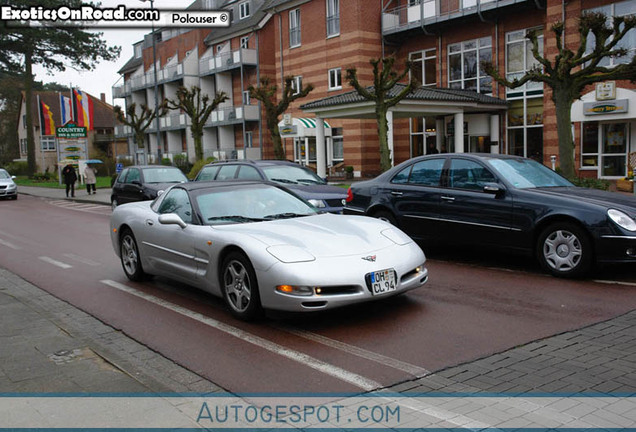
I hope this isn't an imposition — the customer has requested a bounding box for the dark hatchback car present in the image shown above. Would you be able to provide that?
[111,165,188,209]
[194,160,347,213]
[345,153,636,277]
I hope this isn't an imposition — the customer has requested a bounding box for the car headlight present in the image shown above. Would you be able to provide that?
[308,199,326,208]
[608,209,636,232]
[276,285,316,296]
[7,184,16,190]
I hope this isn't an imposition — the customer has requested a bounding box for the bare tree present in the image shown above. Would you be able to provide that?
[346,57,418,172]
[483,12,636,178]
[248,76,314,160]
[114,103,166,160]
[165,86,227,161]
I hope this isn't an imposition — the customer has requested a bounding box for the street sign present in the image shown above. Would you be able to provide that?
[116,163,124,173]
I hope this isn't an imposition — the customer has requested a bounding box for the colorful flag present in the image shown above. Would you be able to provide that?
[38,99,56,136]
[60,94,73,125]
[72,88,94,130]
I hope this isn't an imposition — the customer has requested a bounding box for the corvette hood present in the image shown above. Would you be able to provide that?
[214,214,400,257]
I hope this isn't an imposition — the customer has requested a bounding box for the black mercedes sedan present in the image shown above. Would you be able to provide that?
[344,153,636,277]
[111,165,188,209]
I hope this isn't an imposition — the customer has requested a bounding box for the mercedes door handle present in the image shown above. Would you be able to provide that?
[391,191,404,196]
[145,219,154,226]
[441,196,455,202]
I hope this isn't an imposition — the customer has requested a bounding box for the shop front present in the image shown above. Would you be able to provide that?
[572,84,636,179]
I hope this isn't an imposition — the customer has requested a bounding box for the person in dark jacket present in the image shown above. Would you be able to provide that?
[61,164,77,197]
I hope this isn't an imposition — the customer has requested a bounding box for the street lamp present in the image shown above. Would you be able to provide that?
[140,0,162,164]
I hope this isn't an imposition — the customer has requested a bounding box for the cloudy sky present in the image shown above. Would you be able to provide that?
[33,0,188,105]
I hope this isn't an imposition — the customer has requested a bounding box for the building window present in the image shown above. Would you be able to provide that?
[240,36,249,49]
[506,29,543,93]
[23,114,26,128]
[409,49,436,87]
[507,97,543,161]
[291,76,302,95]
[40,136,56,151]
[328,68,342,90]
[245,131,253,148]
[289,9,301,48]
[332,127,343,162]
[585,0,636,67]
[20,138,27,154]
[242,90,250,105]
[448,37,492,94]
[239,1,250,19]
[216,44,224,53]
[580,122,629,177]
[134,44,142,58]
[326,0,340,37]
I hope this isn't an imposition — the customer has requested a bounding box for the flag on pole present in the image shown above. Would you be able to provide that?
[72,88,94,130]
[38,97,56,136]
[60,94,73,125]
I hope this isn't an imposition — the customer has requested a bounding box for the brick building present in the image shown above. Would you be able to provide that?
[113,0,636,179]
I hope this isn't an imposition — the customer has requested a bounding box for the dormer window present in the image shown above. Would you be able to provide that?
[239,1,250,19]
[134,44,142,58]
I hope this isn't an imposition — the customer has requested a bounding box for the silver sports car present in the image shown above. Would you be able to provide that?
[110,181,428,320]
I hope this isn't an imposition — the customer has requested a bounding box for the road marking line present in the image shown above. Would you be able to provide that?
[0,238,20,250]
[38,256,72,269]
[100,279,382,391]
[63,253,101,266]
[273,325,431,377]
[593,279,636,287]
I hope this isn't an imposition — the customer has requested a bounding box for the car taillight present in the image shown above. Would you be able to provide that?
[346,187,353,202]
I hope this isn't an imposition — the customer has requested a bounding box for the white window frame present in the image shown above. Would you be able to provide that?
[242,90,250,105]
[240,36,249,49]
[291,76,303,95]
[409,48,437,87]
[326,0,340,38]
[448,37,493,94]
[328,68,342,90]
[585,0,636,67]
[245,131,253,148]
[505,28,544,93]
[40,136,56,152]
[239,1,250,20]
[289,9,301,48]
[134,44,142,59]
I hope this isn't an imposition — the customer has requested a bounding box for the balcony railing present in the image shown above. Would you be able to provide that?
[114,125,132,138]
[112,82,131,98]
[382,0,515,34]
[160,113,188,130]
[198,48,258,76]
[205,105,260,126]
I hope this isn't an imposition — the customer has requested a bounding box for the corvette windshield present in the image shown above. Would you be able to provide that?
[196,185,318,225]
[487,158,573,189]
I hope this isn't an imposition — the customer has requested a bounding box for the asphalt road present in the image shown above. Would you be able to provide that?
[2,194,636,394]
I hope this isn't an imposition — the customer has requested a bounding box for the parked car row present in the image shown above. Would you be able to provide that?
[109,155,636,319]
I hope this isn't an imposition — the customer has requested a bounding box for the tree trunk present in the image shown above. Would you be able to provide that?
[553,88,576,179]
[192,124,203,161]
[266,113,285,160]
[25,45,36,177]
[376,106,391,172]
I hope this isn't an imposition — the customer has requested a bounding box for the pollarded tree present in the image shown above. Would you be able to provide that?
[0,0,120,176]
[346,57,418,172]
[114,103,166,159]
[483,12,636,178]
[165,86,228,161]
[248,76,314,160]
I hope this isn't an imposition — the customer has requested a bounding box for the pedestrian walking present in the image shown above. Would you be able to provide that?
[84,164,97,195]
[61,164,77,198]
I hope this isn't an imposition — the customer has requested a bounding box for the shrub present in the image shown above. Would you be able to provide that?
[3,161,28,176]
[161,157,172,166]
[569,177,610,191]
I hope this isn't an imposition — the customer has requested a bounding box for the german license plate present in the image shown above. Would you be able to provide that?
[368,269,397,295]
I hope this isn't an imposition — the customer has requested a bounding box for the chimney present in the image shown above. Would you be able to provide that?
[100,93,106,102]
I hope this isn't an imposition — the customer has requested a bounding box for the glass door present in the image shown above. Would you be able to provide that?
[601,123,628,177]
